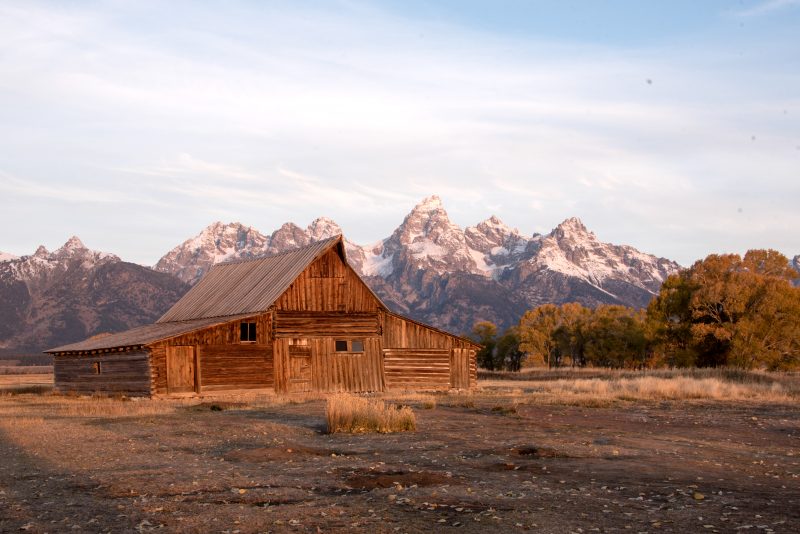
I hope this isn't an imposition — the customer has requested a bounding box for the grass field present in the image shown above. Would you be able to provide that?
[0,371,798,532]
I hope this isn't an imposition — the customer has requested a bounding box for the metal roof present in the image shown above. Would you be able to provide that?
[157,235,346,323]
[46,314,255,353]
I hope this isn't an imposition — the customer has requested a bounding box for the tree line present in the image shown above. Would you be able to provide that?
[471,249,800,371]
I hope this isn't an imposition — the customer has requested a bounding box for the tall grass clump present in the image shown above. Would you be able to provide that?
[326,394,416,433]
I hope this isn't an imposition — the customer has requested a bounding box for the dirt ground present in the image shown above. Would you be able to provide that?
[0,387,797,533]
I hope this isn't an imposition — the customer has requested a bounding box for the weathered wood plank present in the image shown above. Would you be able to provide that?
[54,351,151,396]
[274,311,380,337]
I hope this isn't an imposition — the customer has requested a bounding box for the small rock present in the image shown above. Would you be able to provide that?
[693,492,705,501]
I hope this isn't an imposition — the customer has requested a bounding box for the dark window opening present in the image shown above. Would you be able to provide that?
[92,362,102,374]
[334,340,364,352]
[240,322,257,342]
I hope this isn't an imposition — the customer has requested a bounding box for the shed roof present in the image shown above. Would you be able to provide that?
[46,314,254,353]
[157,235,351,323]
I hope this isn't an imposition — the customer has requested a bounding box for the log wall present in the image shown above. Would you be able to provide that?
[53,351,151,396]
[382,312,475,350]
[149,313,272,395]
[383,348,451,390]
[310,337,383,392]
[275,249,380,313]
[199,344,273,391]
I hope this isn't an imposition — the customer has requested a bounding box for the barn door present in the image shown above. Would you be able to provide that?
[450,348,470,389]
[288,345,312,392]
[167,346,197,394]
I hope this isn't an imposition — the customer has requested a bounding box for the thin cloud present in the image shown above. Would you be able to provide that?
[732,0,800,17]
[0,170,121,203]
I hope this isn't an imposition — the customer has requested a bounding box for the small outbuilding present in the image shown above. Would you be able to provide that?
[46,236,479,396]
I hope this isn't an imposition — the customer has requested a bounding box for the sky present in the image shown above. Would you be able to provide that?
[0,0,798,266]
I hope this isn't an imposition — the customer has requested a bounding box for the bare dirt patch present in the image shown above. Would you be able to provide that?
[344,469,452,490]
[0,383,798,533]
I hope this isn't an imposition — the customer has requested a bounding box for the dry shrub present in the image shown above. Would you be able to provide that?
[326,394,416,433]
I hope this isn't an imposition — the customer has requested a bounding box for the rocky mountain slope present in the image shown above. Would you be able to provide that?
[154,196,681,334]
[0,238,188,351]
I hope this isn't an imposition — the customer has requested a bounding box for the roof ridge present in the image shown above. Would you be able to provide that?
[213,235,342,267]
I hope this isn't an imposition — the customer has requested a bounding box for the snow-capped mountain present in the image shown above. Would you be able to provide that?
[0,237,186,351]
[0,251,18,263]
[506,216,679,309]
[151,195,680,334]
[155,218,360,283]
[3,236,120,283]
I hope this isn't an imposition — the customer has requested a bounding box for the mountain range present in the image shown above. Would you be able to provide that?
[0,194,743,353]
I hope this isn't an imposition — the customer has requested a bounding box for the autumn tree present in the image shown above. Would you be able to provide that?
[551,302,591,367]
[495,327,525,372]
[518,304,561,367]
[646,249,800,369]
[583,305,648,368]
[471,321,499,370]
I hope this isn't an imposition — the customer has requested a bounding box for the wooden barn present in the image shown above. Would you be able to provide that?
[46,236,479,397]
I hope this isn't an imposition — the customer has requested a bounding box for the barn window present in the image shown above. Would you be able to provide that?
[92,362,102,374]
[240,322,257,343]
[334,340,364,352]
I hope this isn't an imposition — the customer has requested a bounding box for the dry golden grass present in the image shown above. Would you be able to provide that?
[483,375,796,405]
[0,395,192,418]
[389,392,438,409]
[0,373,53,388]
[326,394,416,433]
[55,397,191,417]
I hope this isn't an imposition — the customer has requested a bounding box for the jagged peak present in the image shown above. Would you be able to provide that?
[201,221,251,234]
[552,217,591,237]
[33,245,50,258]
[306,217,343,240]
[273,221,304,233]
[60,235,87,250]
[411,194,444,213]
[475,215,518,235]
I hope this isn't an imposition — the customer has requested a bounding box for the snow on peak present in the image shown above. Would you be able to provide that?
[56,236,87,254]
[33,245,49,258]
[554,217,589,235]
[532,218,678,291]
[412,194,444,213]
[0,251,19,263]
[306,217,342,241]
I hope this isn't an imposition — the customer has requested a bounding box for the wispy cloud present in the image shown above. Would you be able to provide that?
[732,0,800,17]
[0,170,122,203]
[0,1,797,264]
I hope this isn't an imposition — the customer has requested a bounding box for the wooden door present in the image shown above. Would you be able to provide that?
[288,345,312,393]
[167,346,197,394]
[450,348,470,389]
